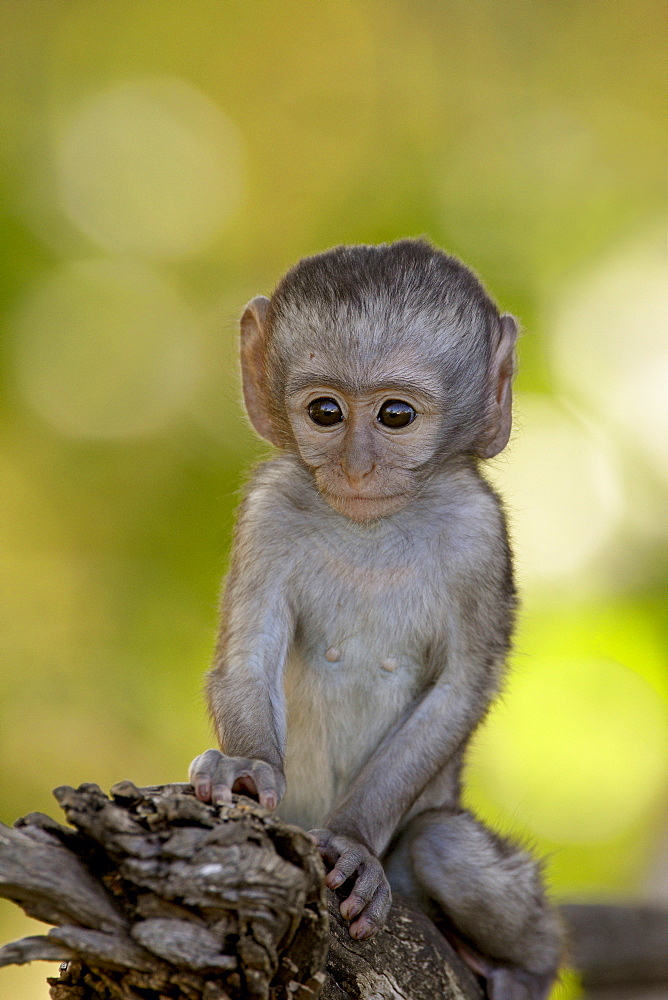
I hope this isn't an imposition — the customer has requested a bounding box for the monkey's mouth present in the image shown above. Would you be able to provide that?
[321,490,408,521]
[323,488,403,504]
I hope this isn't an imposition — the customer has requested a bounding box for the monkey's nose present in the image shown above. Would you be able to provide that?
[343,464,376,489]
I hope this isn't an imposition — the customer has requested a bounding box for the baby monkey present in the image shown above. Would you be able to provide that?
[190,240,564,1000]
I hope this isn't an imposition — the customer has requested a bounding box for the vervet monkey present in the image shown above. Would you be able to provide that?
[189,240,564,1000]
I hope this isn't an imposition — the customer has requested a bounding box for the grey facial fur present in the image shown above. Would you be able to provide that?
[189,239,564,1000]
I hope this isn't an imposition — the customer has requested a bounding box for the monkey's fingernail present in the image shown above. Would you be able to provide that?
[195,783,209,800]
[326,872,343,888]
[211,786,232,805]
[351,920,373,939]
[261,793,277,810]
[340,898,362,920]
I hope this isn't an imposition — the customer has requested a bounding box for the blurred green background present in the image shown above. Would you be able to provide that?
[0,2,666,998]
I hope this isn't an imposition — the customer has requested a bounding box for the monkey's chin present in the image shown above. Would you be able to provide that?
[322,492,409,523]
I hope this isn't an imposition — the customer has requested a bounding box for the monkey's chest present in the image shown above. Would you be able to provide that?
[293,550,431,683]
[279,552,437,829]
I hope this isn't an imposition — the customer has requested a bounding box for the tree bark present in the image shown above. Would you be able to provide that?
[0,782,482,1000]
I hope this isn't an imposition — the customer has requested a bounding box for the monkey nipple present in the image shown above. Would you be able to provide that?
[325,646,341,662]
[381,658,398,672]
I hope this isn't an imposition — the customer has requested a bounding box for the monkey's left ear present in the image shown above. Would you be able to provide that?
[240,295,282,447]
[475,313,518,459]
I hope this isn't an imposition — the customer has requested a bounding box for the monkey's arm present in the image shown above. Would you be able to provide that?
[310,655,502,940]
[314,517,513,936]
[313,645,504,939]
[190,498,296,810]
[326,642,502,855]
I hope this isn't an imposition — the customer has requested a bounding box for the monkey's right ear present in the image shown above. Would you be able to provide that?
[240,296,281,446]
[475,313,518,459]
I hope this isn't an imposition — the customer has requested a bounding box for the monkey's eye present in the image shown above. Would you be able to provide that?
[308,397,343,426]
[377,400,416,428]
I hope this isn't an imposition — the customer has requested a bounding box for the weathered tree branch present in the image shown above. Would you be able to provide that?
[0,782,482,1000]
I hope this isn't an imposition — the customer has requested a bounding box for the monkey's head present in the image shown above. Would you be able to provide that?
[240,239,517,522]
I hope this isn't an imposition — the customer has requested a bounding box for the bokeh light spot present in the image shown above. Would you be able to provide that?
[55,77,244,257]
[487,395,623,585]
[476,656,668,843]
[550,228,668,481]
[11,259,202,440]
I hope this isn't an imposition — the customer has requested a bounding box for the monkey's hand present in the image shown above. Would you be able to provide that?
[309,829,392,940]
[188,748,286,811]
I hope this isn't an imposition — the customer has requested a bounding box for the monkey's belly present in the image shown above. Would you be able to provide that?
[278,646,421,831]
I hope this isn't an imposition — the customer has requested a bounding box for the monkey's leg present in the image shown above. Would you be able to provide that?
[388,809,565,1000]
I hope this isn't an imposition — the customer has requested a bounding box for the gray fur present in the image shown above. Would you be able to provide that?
[265,240,501,460]
[189,240,564,998]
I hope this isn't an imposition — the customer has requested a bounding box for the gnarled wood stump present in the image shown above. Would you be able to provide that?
[0,782,482,1000]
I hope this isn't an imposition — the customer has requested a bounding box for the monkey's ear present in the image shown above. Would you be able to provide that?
[475,313,518,459]
[240,296,281,446]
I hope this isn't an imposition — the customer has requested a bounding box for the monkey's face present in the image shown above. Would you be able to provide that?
[239,243,517,520]
[285,367,443,522]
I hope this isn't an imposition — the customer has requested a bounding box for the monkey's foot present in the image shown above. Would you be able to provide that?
[447,934,555,1000]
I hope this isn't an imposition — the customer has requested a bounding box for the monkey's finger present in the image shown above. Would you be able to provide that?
[211,783,233,805]
[339,893,365,920]
[307,829,334,857]
[307,831,365,886]
[189,749,225,802]
[210,756,252,805]
[349,881,392,941]
[191,773,211,802]
[340,862,387,919]
[324,844,367,888]
[251,761,281,810]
